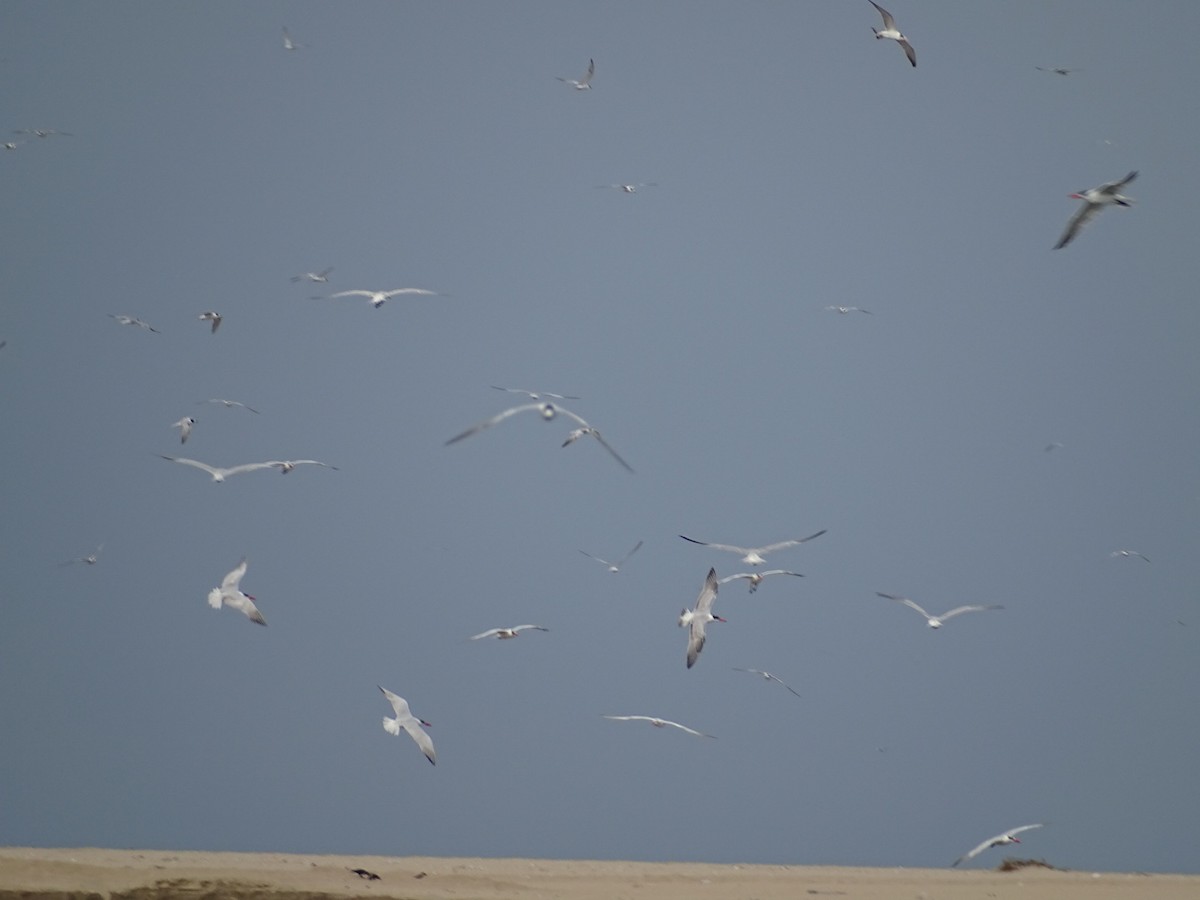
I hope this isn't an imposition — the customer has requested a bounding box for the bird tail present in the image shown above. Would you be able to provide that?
[207,588,223,610]
[382,717,400,736]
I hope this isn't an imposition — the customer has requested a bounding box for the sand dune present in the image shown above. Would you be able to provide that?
[1,847,1197,900]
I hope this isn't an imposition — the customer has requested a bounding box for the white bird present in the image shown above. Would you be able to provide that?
[447,401,633,472]
[14,128,71,138]
[378,686,436,765]
[953,824,1044,867]
[470,624,550,640]
[269,459,338,474]
[733,668,802,698]
[1111,549,1150,562]
[562,421,635,473]
[198,311,222,334]
[579,540,643,573]
[680,568,724,669]
[160,456,282,483]
[171,417,195,444]
[281,26,305,50]
[108,314,160,334]
[596,182,656,193]
[290,267,333,283]
[602,715,714,739]
[1053,170,1137,250]
[207,558,266,626]
[876,592,1003,629]
[490,385,580,401]
[328,288,439,309]
[679,530,827,566]
[198,398,260,414]
[556,58,595,90]
[58,543,103,567]
[825,305,873,315]
[719,569,804,594]
[868,1,917,67]
[1037,66,1077,76]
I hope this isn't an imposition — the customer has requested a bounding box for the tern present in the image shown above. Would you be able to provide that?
[269,459,338,474]
[160,456,282,482]
[1053,170,1137,250]
[290,267,333,283]
[199,398,260,414]
[171,417,195,444]
[328,288,439,309]
[579,540,643,573]
[447,401,633,472]
[281,26,305,50]
[14,128,71,138]
[108,314,160,334]
[207,558,266,626]
[1037,66,1077,76]
[719,570,804,593]
[378,686,436,765]
[491,385,580,401]
[198,311,222,333]
[470,624,550,640]
[1111,549,1150,562]
[868,1,916,67]
[733,668,802,698]
[602,715,714,738]
[679,530,827,566]
[825,305,873,315]
[595,182,656,193]
[952,824,1044,867]
[876,592,1003,629]
[680,568,724,669]
[556,58,595,90]
[58,544,103,567]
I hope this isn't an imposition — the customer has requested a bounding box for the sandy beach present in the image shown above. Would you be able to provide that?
[1,848,1197,900]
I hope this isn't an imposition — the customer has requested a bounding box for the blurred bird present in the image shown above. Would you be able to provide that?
[680,568,724,669]
[579,540,643,573]
[679,530,826,566]
[281,26,305,50]
[470,625,550,640]
[171,417,195,444]
[1037,66,1077,76]
[719,570,803,593]
[868,1,917,67]
[595,182,656,193]
[602,715,714,739]
[825,305,873,315]
[160,456,280,482]
[327,288,440,309]
[1053,170,1137,249]
[556,58,595,90]
[108,314,160,333]
[207,558,266,626]
[14,128,71,138]
[953,824,1044,867]
[733,668,802,698]
[198,311,222,333]
[3,141,23,150]
[1111,549,1150,562]
[378,686,436,765]
[59,544,103,567]
[290,267,333,283]
[269,459,338,474]
[876,592,1003,629]
[490,385,580,401]
[199,398,260,414]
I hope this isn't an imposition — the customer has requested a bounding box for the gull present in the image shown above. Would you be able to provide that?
[281,26,306,50]
[679,530,827,566]
[680,567,724,669]
[290,266,333,283]
[207,558,266,626]
[108,314,160,333]
[58,543,103,567]
[868,1,917,67]
[171,417,195,444]
[269,459,338,474]
[1037,66,1077,76]
[199,398,260,414]
[14,128,71,138]
[876,592,1003,629]
[470,624,550,640]
[556,58,595,90]
[1053,170,1137,250]
[491,385,580,401]
[1111,549,1150,562]
[198,311,222,333]
[596,182,656,193]
[733,668,802,698]
[579,540,643,573]
[328,288,439,309]
[952,824,1044,867]
[602,715,714,739]
[825,305,873,315]
[160,456,281,482]
[378,686,436,765]
[719,570,804,593]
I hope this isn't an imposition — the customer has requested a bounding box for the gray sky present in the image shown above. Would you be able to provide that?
[2,0,1198,874]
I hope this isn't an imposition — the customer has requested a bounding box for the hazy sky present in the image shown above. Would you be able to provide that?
[2,0,1198,875]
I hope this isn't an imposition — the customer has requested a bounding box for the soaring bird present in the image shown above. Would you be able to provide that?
[876,592,1003,629]
[290,267,333,283]
[198,311,222,333]
[679,530,826,566]
[556,58,595,90]
[328,288,439,309]
[733,668,803,698]
[470,625,549,640]
[59,544,103,567]
[207,558,266,626]
[952,824,1044,867]
[579,540,643,573]
[602,715,714,739]
[680,568,724,669]
[378,686,436,765]
[868,1,917,67]
[108,314,160,333]
[719,570,804,594]
[1053,170,1137,250]
[171,417,195,444]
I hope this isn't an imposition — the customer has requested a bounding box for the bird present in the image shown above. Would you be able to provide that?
[290,267,333,283]
[160,456,283,483]
[1053,170,1137,250]
[349,869,380,881]
[1111,549,1150,562]
[198,398,260,414]
[562,421,635,473]
[490,385,580,401]
[556,58,595,90]
[207,558,266,626]
[198,311,222,333]
[876,593,1003,629]
[953,824,1044,867]
[1037,66,1077,76]
[447,401,633,472]
[58,544,103,567]
[171,417,195,444]
[733,668,802,698]
[281,26,305,50]
[579,540,643,573]
[108,314,160,333]
[825,305,873,315]
[1043,441,1064,452]
[719,570,804,594]
[868,1,917,67]
[602,715,714,739]
[3,140,23,150]
[14,128,71,138]
[470,625,550,640]
[680,568,724,669]
[595,182,656,193]
[327,288,439,309]
[378,686,436,765]
[269,459,338,474]
[679,530,827,566]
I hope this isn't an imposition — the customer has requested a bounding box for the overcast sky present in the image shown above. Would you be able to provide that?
[2,0,1198,875]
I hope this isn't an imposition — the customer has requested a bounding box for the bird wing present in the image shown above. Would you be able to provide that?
[952,836,993,866]
[617,540,644,565]
[160,455,220,477]
[226,593,267,626]
[1100,170,1138,194]
[869,0,896,30]
[444,403,543,445]
[381,288,438,298]
[1007,823,1045,838]
[719,573,753,584]
[221,461,279,477]
[221,558,248,591]
[585,429,635,473]
[1053,199,1099,250]
[270,460,336,470]
[581,58,595,85]
[877,592,933,619]
[679,535,749,554]
[898,39,917,67]
[759,569,804,578]
[578,550,614,567]
[663,720,713,738]
[602,715,641,722]
[329,290,375,299]
[403,720,437,765]
[938,604,1002,621]
[470,628,503,640]
[379,686,412,720]
[686,621,707,669]
[512,625,548,633]
[694,568,719,616]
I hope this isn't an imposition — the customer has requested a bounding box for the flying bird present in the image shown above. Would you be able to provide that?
[679,530,827,566]
[3,141,24,150]
[378,686,436,765]
[160,456,283,482]
[719,570,804,593]
[14,128,71,138]
[281,26,305,50]
[562,421,635,473]
[207,558,266,626]
[868,1,917,67]
[1111,549,1150,562]
[825,305,873,315]
[602,715,714,738]
[680,568,724,669]
[733,667,802,698]
[595,182,656,193]
[349,869,380,881]
[953,824,1044,867]
[1037,66,1077,76]
[328,288,440,309]
[447,401,633,472]
[171,417,195,444]
[1053,170,1137,249]
[490,385,580,401]
[556,58,595,90]
[269,459,338,474]
[579,540,643,573]
[198,398,260,414]
[198,311,222,333]
[470,624,550,640]
[876,592,1003,629]
[290,267,333,283]
[59,544,103,567]
[108,314,160,333]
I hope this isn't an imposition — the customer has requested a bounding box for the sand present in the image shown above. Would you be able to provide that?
[1,847,1196,900]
